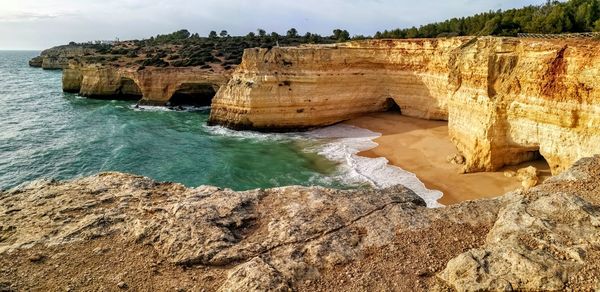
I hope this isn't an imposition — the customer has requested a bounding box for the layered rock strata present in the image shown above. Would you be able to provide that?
[63,65,228,105]
[1,156,599,290]
[209,38,466,131]
[209,37,600,174]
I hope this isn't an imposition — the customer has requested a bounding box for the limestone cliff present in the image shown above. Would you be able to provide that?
[209,38,466,131]
[1,156,599,291]
[63,65,228,105]
[209,37,600,174]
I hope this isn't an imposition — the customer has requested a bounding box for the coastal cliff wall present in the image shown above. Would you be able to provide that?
[63,65,228,105]
[209,38,467,130]
[208,37,600,174]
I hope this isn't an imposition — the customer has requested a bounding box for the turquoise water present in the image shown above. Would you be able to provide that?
[0,51,354,190]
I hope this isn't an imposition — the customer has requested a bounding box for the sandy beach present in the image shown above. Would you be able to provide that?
[345,112,551,205]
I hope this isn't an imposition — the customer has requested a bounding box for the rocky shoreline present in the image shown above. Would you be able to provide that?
[1,156,599,291]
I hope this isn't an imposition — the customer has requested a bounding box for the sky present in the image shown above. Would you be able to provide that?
[0,0,545,50]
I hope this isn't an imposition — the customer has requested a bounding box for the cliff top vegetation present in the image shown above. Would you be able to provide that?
[63,28,354,70]
[375,0,600,38]
[39,0,600,70]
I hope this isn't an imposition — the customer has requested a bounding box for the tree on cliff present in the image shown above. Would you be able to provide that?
[246,32,256,40]
[374,0,600,38]
[287,28,299,38]
[209,31,218,38]
[220,30,230,38]
[150,29,192,44]
[332,29,350,41]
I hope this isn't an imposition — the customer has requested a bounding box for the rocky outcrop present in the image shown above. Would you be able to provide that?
[0,176,426,264]
[63,65,228,105]
[1,156,599,291]
[28,56,43,67]
[209,37,600,174]
[439,156,600,291]
[29,45,96,69]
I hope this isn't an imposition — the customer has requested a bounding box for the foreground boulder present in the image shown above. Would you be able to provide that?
[439,156,600,291]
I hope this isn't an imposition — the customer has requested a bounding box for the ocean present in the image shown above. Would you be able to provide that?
[0,51,442,207]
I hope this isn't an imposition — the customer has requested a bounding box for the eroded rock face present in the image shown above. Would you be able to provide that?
[209,38,467,131]
[209,37,600,174]
[62,65,227,105]
[448,38,600,175]
[438,156,600,291]
[28,56,43,67]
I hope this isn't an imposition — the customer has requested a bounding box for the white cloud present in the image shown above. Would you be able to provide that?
[0,0,545,50]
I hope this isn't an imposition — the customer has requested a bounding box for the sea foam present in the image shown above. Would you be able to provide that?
[203,124,293,142]
[130,105,211,112]
[204,122,443,208]
[305,124,443,208]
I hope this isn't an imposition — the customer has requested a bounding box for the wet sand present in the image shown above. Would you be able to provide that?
[345,112,551,205]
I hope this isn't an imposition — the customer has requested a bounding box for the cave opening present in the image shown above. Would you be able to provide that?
[526,150,551,173]
[168,83,217,107]
[117,77,142,100]
[385,97,402,114]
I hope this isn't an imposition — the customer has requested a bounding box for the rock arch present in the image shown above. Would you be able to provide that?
[117,77,142,100]
[168,83,217,107]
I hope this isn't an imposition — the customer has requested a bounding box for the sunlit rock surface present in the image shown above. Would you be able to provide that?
[209,37,600,174]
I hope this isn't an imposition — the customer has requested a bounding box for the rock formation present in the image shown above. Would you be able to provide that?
[63,65,228,105]
[50,37,600,175]
[209,38,466,131]
[29,45,97,70]
[439,156,600,291]
[208,37,600,175]
[1,156,599,291]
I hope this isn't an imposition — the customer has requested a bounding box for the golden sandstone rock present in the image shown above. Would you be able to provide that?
[516,166,539,189]
[63,65,228,105]
[208,37,600,175]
